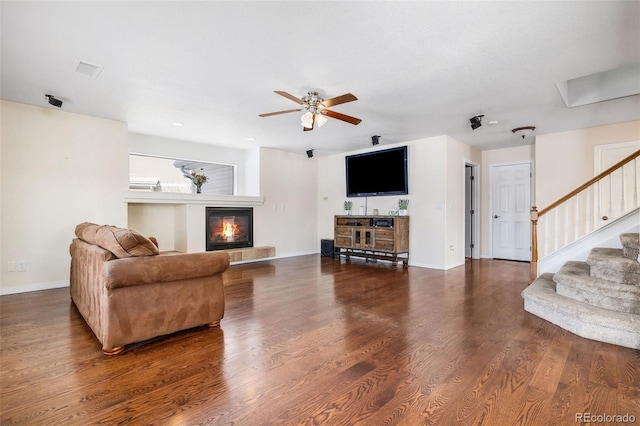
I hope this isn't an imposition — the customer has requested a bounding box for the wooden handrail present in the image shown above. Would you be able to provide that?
[530,148,640,281]
[537,149,640,217]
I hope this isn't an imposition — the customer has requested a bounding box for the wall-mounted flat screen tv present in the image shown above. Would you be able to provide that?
[345,146,408,197]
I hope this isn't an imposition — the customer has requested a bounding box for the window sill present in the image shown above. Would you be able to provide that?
[124,191,264,206]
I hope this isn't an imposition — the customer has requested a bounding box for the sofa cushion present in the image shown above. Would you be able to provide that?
[103,251,230,289]
[95,226,159,258]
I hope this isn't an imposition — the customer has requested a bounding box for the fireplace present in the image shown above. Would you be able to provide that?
[206,207,253,251]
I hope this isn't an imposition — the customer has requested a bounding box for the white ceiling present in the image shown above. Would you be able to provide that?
[2,1,639,156]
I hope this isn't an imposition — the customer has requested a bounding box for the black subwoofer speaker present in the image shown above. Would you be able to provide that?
[321,239,335,258]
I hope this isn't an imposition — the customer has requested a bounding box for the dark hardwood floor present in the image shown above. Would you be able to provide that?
[1,256,638,425]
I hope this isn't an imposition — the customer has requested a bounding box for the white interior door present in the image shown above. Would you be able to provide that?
[492,163,531,261]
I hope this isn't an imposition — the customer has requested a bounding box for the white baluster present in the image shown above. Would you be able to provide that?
[632,157,638,210]
[575,193,580,240]
[554,208,559,252]
[595,180,601,229]
[564,202,570,247]
[621,166,626,214]
[585,186,591,233]
[608,174,613,219]
[543,215,549,257]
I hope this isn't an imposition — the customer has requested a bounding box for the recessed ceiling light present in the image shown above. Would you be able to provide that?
[171,122,184,127]
[488,120,499,125]
[246,137,256,141]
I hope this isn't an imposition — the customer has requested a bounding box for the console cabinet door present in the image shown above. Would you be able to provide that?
[354,228,373,249]
[335,227,353,248]
[373,228,395,251]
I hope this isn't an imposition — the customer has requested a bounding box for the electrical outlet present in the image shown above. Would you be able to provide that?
[449,245,455,251]
[17,261,27,272]
[7,261,16,272]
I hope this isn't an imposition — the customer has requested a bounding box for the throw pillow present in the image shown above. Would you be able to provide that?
[95,226,159,258]
[75,222,100,245]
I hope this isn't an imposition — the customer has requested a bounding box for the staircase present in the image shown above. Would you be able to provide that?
[522,233,640,349]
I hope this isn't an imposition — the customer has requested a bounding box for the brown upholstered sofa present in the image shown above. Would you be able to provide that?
[70,222,229,355]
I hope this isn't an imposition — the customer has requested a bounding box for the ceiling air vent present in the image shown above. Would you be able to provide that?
[74,60,103,79]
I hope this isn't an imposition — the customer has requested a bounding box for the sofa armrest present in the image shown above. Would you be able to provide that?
[103,251,230,289]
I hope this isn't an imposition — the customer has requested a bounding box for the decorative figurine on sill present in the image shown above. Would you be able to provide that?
[182,167,209,194]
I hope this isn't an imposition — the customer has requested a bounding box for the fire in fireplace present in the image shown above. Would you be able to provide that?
[206,207,253,251]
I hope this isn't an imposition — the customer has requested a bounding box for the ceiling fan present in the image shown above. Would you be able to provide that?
[259,91,362,131]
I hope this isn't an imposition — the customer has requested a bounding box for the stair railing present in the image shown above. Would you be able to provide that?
[530,149,640,280]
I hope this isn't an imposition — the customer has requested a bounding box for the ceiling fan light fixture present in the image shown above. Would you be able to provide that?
[301,111,314,128]
[261,90,361,131]
[316,113,328,127]
[512,126,536,139]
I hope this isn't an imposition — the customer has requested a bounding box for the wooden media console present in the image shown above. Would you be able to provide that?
[334,215,409,266]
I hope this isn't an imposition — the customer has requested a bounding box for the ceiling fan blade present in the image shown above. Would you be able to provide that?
[259,108,302,117]
[321,109,362,125]
[321,93,358,108]
[274,91,304,105]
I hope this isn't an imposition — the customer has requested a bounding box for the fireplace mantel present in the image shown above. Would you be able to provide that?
[126,192,264,254]
[124,191,264,207]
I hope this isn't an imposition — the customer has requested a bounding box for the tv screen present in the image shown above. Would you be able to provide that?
[345,146,408,197]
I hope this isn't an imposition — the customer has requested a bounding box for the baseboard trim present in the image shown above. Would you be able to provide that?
[1,280,69,296]
[403,261,467,270]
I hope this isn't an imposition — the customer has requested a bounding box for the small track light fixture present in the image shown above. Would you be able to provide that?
[469,114,484,130]
[306,149,314,158]
[371,135,380,146]
[45,94,63,108]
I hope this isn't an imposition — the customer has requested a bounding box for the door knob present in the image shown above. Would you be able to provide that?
[493,215,500,219]
[602,216,608,221]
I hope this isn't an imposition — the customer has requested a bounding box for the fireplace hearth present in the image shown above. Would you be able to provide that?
[206,207,253,251]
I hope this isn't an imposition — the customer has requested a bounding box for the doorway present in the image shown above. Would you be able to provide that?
[465,162,479,259]
[491,162,532,261]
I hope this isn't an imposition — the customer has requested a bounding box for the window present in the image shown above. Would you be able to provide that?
[129,154,234,195]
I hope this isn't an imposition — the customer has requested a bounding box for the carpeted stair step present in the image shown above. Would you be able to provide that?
[587,247,640,285]
[522,274,640,349]
[620,233,639,261]
[553,261,640,314]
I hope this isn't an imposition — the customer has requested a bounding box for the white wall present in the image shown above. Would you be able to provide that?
[126,145,317,258]
[256,148,318,257]
[408,137,448,268]
[446,136,482,267]
[1,100,128,294]
[316,136,480,270]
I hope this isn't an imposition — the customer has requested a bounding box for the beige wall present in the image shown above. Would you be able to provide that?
[535,120,640,208]
[1,101,128,294]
